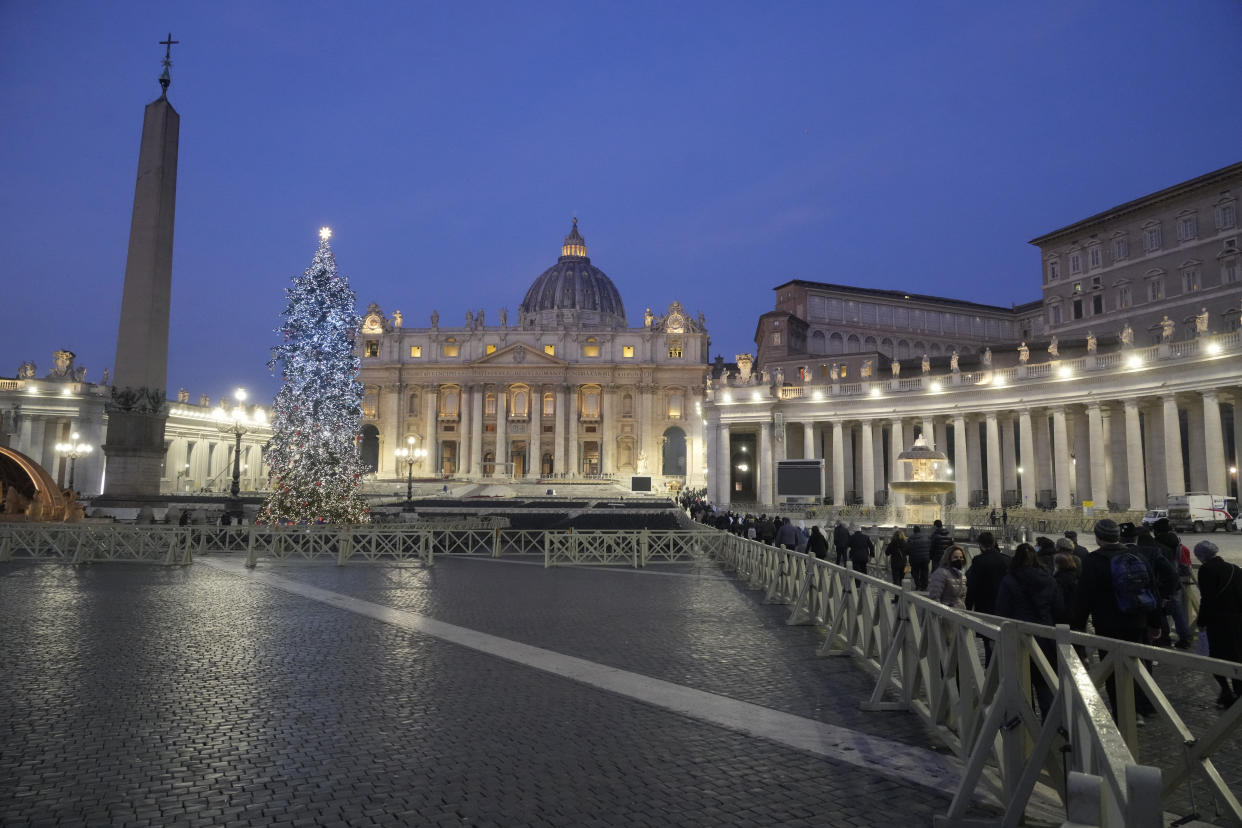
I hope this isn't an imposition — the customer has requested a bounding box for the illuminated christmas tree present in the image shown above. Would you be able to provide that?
[258,227,369,524]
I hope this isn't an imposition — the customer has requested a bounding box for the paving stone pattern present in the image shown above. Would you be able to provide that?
[1,559,958,827]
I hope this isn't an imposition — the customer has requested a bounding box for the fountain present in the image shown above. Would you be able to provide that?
[888,436,954,525]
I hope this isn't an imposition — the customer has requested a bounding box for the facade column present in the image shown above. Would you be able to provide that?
[459,385,472,477]
[1123,399,1147,510]
[1162,394,1184,498]
[495,386,508,477]
[380,384,401,477]
[424,386,438,475]
[760,419,774,506]
[470,385,483,479]
[1001,415,1017,504]
[1202,391,1227,495]
[566,386,578,478]
[1052,406,1072,509]
[639,385,654,474]
[831,420,845,506]
[1018,409,1036,509]
[860,419,875,507]
[554,386,566,477]
[1087,403,1108,509]
[717,423,731,505]
[985,412,1002,508]
[527,387,541,478]
[953,414,968,510]
[890,417,905,510]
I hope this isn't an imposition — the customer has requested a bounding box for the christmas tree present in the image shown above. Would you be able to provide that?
[258,227,369,525]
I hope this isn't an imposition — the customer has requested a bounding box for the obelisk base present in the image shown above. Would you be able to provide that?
[102,405,168,499]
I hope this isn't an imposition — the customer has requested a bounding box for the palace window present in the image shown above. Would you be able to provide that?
[1177,214,1198,242]
[1069,252,1083,275]
[544,344,555,356]
[1047,259,1060,282]
[1117,285,1132,309]
[1072,299,1083,320]
[1092,295,1103,315]
[410,345,422,358]
[1113,237,1129,261]
[1088,245,1102,270]
[1181,267,1201,293]
[365,340,379,357]
[1049,304,1062,326]
[1147,278,1164,302]
[486,343,497,355]
[1143,223,1162,252]
[1222,255,1240,285]
[1217,201,1236,231]
[622,345,634,358]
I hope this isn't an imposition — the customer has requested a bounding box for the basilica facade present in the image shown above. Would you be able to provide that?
[355,221,711,491]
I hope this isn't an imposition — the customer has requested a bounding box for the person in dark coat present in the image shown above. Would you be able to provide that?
[774,517,799,550]
[884,529,907,588]
[1193,541,1242,708]
[906,526,932,590]
[833,521,851,566]
[965,531,1010,616]
[1063,530,1088,563]
[1052,552,1080,624]
[996,542,1064,716]
[929,520,953,570]
[1071,519,1157,720]
[849,528,874,575]
[807,525,829,560]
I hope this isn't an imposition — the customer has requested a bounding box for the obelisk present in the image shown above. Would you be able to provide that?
[102,35,180,499]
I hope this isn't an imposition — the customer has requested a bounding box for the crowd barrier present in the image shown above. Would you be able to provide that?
[713,530,1242,826]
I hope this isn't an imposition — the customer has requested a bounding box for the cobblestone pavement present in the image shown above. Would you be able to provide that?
[0,556,983,828]
[2,552,1238,826]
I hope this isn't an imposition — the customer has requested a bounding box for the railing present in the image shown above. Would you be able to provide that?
[713,531,1242,826]
[0,523,192,564]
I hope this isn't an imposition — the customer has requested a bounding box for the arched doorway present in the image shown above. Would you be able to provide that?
[662,426,686,476]
[359,425,379,473]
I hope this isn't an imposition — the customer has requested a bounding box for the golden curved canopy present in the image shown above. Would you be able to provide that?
[0,445,78,522]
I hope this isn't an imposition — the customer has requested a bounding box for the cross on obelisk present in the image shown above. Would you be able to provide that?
[158,33,178,94]
[101,38,181,501]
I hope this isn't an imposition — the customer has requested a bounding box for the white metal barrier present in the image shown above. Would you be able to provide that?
[712,530,1242,827]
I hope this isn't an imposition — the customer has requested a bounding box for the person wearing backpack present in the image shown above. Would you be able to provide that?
[1193,541,1242,709]
[1071,519,1158,721]
[1136,525,1194,649]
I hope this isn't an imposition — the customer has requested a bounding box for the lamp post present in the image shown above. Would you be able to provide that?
[213,389,265,523]
[395,436,426,502]
[54,432,92,493]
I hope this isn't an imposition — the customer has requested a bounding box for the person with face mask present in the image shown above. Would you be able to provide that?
[926,545,968,609]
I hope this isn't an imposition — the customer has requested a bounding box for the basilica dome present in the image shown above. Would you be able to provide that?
[519,219,628,329]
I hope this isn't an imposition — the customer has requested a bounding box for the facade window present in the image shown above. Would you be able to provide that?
[1181,268,1201,293]
[1072,299,1083,320]
[583,337,600,358]
[1049,305,1062,325]
[1148,279,1164,302]
[582,390,600,419]
[485,393,496,416]
[441,388,459,417]
[771,332,781,345]
[1217,202,1237,230]
[1117,285,1132,308]
[667,393,683,420]
[668,338,684,358]
[365,340,379,357]
[410,345,422,358]
[1047,260,1060,281]
[362,388,378,419]
[622,393,633,416]
[1091,275,1101,289]
[485,344,496,354]
[1069,252,1082,275]
[543,393,555,416]
[622,345,634,358]
[1073,281,1082,294]
[1178,215,1198,241]
[1143,224,1162,252]
[442,344,459,357]
[1092,295,1103,315]
[544,344,555,356]
[407,393,419,414]
[1113,237,1129,261]
[1088,246,1101,269]
[512,390,528,418]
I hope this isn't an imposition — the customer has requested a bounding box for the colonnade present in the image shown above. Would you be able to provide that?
[709,389,1241,511]
[9,410,107,496]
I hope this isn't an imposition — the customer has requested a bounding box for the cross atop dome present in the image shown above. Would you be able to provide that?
[561,217,587,259]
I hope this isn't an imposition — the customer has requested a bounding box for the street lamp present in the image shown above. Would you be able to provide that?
[395,436,427,502]
[54,432,92,493]
[213,389,265,523]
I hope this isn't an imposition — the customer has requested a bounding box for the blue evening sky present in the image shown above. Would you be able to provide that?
[3,1,1240,403]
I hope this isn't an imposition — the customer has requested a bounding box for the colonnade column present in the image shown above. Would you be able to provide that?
[470,385,483,479]
[1018,409,1035,509]
[953,415,968,510]
[760,419,774,506]
[1187,403,1207,492]
[860,420,875,507]
[985,412,1002,508]
[1001,415,1017,503]
[922,416,935,447]
[890,417,905,509]
[717,423,731,505]
[495,387,508,477]
[831,421,845,506]
[803,422,815,460]
[1123,400,1147,510]
[1202,391,1227,495]
[1162,394,1184,497]
[966,416,983,503]
[1087,403,1108,509]
[1052,406,1071,509]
